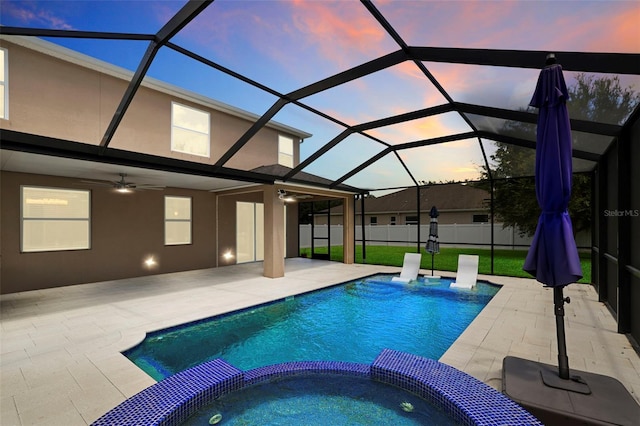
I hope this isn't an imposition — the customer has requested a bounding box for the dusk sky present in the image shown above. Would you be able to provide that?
[1,0,639,193]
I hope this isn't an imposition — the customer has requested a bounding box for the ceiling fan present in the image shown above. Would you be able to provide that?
[80,173,165,193]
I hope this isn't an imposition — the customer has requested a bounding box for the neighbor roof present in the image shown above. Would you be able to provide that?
[328,183,489,215]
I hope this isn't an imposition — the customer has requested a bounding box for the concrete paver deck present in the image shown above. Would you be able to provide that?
[1,259,638,425]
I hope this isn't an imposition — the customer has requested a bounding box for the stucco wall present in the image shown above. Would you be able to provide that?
[0,39,301,170]
[0,42,108,144]
[0,171,217,294]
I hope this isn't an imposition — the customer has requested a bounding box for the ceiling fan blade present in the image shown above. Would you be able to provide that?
[131,184,166,190]
[78,179,114,187]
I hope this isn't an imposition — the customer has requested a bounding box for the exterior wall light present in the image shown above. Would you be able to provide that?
[277,189,295,202]
[144,256,157,268]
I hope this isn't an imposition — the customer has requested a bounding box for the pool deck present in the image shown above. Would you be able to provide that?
[1,258,639,425]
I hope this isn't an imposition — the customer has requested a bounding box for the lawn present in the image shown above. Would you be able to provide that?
[300,245,592,284]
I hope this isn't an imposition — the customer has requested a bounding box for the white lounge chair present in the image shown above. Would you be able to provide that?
[450,254,479,289]
[391,253,422,283]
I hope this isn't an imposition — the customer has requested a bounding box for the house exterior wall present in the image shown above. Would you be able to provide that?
[0,41,109,144]
[0,38,311,293]
[0,171,217,294]
[0,38,303,169]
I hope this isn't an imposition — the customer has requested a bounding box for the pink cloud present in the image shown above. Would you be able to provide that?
[288,0,391,70]
[2,1,74,30]
[584,7,640,53]
[173,1,392,87]
[495,3,640,53]
[367,113,465,146]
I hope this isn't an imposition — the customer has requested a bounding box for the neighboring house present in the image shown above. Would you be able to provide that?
[0,36,356,293]
[314,183,490,226]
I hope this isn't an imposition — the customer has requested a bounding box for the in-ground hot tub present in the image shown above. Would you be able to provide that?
[92,349,542,426]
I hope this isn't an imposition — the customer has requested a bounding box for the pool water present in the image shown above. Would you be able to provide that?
[181,373,459,426]
[125,275,499,380]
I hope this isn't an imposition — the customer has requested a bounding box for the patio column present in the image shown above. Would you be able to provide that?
[263,187,285,278]
[343,196,355,264]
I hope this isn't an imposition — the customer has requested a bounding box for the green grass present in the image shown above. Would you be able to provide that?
[300,245,592,284]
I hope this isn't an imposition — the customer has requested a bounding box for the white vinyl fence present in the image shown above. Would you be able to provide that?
[299,223,591,250]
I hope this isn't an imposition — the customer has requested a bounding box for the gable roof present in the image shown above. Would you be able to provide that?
[327,183,489,214]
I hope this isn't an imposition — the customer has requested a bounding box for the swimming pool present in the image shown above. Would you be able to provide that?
[124,274,500,380]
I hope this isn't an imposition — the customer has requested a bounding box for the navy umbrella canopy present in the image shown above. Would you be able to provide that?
[523,55,583,383]
[523,60,583,287]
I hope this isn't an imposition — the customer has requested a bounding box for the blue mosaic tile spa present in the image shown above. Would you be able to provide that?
[92,349,542,426]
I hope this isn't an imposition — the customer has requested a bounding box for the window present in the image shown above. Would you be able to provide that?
[171,102,210,157]
[473,214,489,223]
[21,187,90,252]
[0,48,7,119]
[390,216,396,225]
[165,196,191,245]
[405,216,419,225]
[278,135,294,168]
[370,216,377,225]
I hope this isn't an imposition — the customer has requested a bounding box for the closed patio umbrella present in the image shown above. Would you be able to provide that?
[503,54,640,424]
[425,205,439,276]
[523,54,583,384]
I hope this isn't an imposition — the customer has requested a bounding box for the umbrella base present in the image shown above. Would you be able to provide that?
[540,367,591,394]
[503,356,640,426]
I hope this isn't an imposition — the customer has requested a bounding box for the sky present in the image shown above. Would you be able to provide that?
[1,0,639,193]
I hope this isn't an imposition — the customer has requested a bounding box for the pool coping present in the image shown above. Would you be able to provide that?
[91,349,542,426]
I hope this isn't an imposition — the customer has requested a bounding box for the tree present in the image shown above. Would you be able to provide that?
[480,74,639,237]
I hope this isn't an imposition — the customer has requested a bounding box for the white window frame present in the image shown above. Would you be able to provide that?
[171,102,210,158]
[0,47,8,120]
[278,135,294,168]
[164,196,192,245]
[21,186,91,252]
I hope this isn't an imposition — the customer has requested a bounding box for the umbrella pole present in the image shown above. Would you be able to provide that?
[554,287,570,380]
[431,252,434,276]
